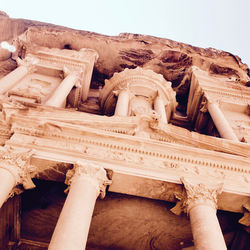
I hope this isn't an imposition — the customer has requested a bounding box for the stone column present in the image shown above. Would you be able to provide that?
[154,95,168,123]
[0,148,35,208]
[114,89,130,116]
[45,71,81,108]
[0,168,16,208]
[207,101,239,141]
[182,178,227,250]
[49,161,111,250]
[0,56,38,95]
[0,65,32,95]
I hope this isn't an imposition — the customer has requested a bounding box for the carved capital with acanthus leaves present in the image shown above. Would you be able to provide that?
[16,55,39,73]
[65,160,112,199]
[171,177,223,215]
[63,66,83,87]
[0,147,36,195]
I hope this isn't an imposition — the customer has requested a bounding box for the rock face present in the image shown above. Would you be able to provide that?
[0,15,249,112]
[0,14,249,250]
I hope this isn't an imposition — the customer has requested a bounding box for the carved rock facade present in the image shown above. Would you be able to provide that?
[0,14,249,249]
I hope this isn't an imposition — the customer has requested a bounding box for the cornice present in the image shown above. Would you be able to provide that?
[4,99,249,157]
[0,100,249,198]
[7,123,250,196]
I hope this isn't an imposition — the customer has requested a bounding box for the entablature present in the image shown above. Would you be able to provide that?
[0,101,248,212]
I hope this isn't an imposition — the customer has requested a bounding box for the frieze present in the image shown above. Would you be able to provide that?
[10,123,250,177]
[8,132,249,192]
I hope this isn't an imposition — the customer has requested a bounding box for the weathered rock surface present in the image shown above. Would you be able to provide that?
[0,13,249,250]
[0,14,249,111]
[20,180,240,250]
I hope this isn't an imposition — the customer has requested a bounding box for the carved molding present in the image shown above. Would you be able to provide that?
[171,177,223,214]
[22,46,99,77]
[65,160,111,199]
[0,146,36,191]
[8,125,250,183]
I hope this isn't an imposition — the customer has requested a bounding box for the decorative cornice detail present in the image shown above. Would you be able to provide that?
[65,160,112,199]
[0,146,36,190]
[171,177,223,215]
[9,124,250,178]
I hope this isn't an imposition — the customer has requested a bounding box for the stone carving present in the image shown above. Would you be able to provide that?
[0,146,36,191]
[100,67,177,117]
[65,160,112,198]
[238,203,250,227]
[16,55,39,73]
[171,177,223,215]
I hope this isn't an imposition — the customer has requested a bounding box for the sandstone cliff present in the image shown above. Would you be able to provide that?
[0,12,249,112]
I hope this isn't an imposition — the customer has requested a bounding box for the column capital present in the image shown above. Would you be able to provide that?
[200,96,220,113]
[63,66,83,87]
[65,161,111,199]
[17,55,39,73]
[0,147,36,195]
[112,83,132,97]
[181,178,223,213]
[171,177,223,215]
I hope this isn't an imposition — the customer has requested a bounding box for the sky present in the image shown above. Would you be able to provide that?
[1,0,250,66]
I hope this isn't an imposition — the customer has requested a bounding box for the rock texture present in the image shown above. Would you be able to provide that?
[20,180,240,250]
[0,13,249,250]
[0,14,249,112]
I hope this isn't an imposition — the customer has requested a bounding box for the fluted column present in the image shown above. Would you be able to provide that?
[182,178,226,250]
[0,57,37,95]
[45,70,81,108]
[49,161,111,250]
[154,95,168,123]
[207,101,238,141]
[0,148,35,208]
[114,89,130,116]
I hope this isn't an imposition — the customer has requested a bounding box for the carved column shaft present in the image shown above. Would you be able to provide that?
[154,95,168,123]
[181,179,227,250]
[114,89,130,116]
[0,65,30,94]
[45,72,80,108]
[207,102,239,141]
[0,168,16,208]
[189,204,227,250]
[49,162,111,250]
